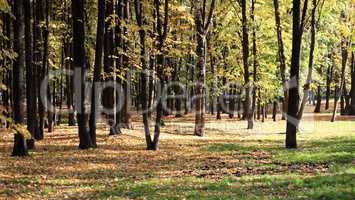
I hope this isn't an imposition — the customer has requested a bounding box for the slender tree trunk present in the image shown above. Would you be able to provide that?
[297,0,317,120]
[42,0,51,132]
[241,0,253,129]
[57,46,64,124]
[72,0,93,149]
[12,0,28,156]
[325,63,333,110]
[286,0,303,149]
[24,0,37,149]
[251,0,258,120]
[34,0,45,140]
[331,40,348,122]
[103,0,117,135]
[349,52,355,115]
[273,0,288,120]
[135,0,153,149]
[194,7,206,136]
[272,101,277,122]
[228,86,235,119]
[89,0,105,147]
[314,85,322,113]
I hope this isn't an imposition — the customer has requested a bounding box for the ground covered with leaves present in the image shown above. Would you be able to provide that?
[1,113,354,199]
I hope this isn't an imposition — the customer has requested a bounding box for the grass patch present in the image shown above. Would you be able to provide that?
[206,143,255,153]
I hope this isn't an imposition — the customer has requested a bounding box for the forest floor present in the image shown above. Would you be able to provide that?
[0,111,355,199]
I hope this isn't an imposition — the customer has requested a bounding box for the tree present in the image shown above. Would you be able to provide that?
[273,0,287,120]
[241,0,253,129]
[12,0,28,156]
[24,0,37,149]
[350,52,355,115]
[192,0,216,136]
[72,0,93,149]
[331,38,349,122]
[285,0,308,149]
[134,0,169,150]
[89,0,106,148]
[297,0,322,120]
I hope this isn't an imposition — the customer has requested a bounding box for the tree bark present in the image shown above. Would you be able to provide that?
[297,0,317,120]
[72,0,93,149]
[273,0,288,120]
[272,101,277,122]
[331,39,348,122]
[251,0,258,120]
[241,0,253,129]
[24,0,37,149]
[349,52,355,115]
[325,62,333,110]
[286,0,303,149]
[12,0,28,156]
[193,0,216,136]
[89,0,105,148]
[314,85,322,113]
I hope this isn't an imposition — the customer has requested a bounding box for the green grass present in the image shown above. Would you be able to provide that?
[94,136,355,200]
[1,119,354,199]
[96,174,355,200]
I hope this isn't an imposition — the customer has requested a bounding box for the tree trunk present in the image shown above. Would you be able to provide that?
[273,0,288,120]
[102,0,119,136]
[194,8,206,137]
[35,0,44,140]
[286,0,303,149]
[297,0,317,120]
[192,0,216,136]
[12,0,28,156]
[72,0,93,149]
[325,63,333,110]
[134,0,153,149]
[349,52,355,115]
[331,39,348,122]
[89,0,105,147]
[24,0,37,149]
[241,0,253,129]
[314,85,322,113]
[251,0,258,121]
[272,101,277,122]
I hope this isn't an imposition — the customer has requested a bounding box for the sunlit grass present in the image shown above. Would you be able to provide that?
[0,114,354,199]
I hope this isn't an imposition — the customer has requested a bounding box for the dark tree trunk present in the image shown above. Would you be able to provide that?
[35,0,44,140]
[43,0,53,133]
[331,39,348,122]
[349,52,355,115]
[24,0,37,149]
[314,85,322,113]
[325,63,333,110]
[191,0,216,136]
[251,0,258,120]
[12,0,28,156]
[57,46,64,125]
[261,105,265,123]
[286,0,304,149]
[297,0,317,120]
[272,101,277,122]
[89,0,106,147]
[103,0,119,136]
[72,0,93,149]
[151,0,169,150]
[257,100,261,120]
[241,0,253,129]
[273,0,288,120]
[228,86,235,119]
[135,0,153,149]
[41,0,50,132]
